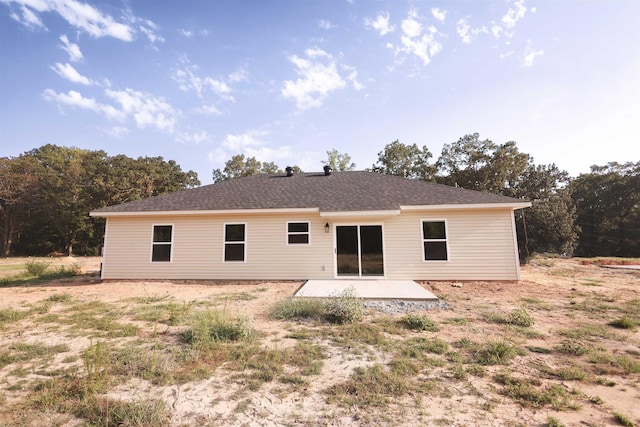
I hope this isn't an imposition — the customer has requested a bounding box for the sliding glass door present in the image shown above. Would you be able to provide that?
[336,225,384,277]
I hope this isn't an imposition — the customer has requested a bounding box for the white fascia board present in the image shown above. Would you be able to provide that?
[400,202,531,211]
[89,207,320,218]
[319,210,401,218]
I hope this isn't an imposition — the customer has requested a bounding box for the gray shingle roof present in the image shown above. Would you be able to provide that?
[91,171,527,214]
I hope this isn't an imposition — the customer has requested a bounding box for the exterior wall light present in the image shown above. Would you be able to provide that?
[324,223,330,233]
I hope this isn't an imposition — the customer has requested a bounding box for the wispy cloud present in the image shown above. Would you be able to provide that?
[195,104,222,116]
[4,0,133,40]
[42,89,123,120]
[520,39,543,67]
[9,4,46,30]
[105,126,129,138]
[431,8,446,23]
[59,34,82,62]
[456,18,488,44]
[42,87,179,133]
[365,12,394,36]
[50,62,95,85]
[208,130,293,165]
[179,28,193,38]
[3,0,164,42]
[395,9,442,65]
[105,88,178,132]
[177,130,211,144]
[172,56,233,101]
[282,48,349,110]
[502,0,527,29]
[318,19,334,30]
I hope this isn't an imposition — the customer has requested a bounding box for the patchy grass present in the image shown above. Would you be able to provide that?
[612,412,635,427]
[326,364,414,407]
[608,316,638,330]
[399,313,440,331]
[271,297,326,320]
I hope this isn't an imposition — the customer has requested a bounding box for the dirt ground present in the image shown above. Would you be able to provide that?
[0,256,638,426]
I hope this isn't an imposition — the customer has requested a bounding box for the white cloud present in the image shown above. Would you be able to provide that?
[281,48,348,110]
[195,104,222,116]
[393,10,442,65]
[106,126,129,138]
[209,130,294,165]
[1,0,165,42]
[42,88,123,120]
[401,10,422,38]
[50,62,95,85]
[365,12,394,36]
[431,8,446,23]
[105,88,178,132]
[42,87,179,132]
[177,130,210,144]
[10,4,46,29]
[179,28,193,38]
[456,18,488,44]
[59,34,82,62]
[491,24,503,39]
[172,56,233,101]
[520,39,544,67]
[138,21,164,44]
[502,0,527,29]
[228,68,248,83]
[318,19,334,30]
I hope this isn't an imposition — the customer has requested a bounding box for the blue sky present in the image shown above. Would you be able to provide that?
[1,0,638,184]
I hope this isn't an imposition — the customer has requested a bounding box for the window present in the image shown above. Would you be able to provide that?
[224,223,246,262]
[151,225,172,262]
[287,222,309,245]
[422,220,448,261]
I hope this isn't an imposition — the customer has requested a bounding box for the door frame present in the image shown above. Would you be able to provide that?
[333,222,386,279]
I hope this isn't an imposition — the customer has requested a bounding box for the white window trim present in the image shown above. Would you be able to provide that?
[420,219,450,263]
[286,221,311,246]
[150,224,174,263]
[223,222,247,263]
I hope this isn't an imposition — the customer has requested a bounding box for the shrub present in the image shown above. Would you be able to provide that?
[325,287,363,324]
[183,310,255,349]
[25,260,49,276]
[507,308,535,327]
[474,339,520,365]
[400,313,440,332]
[271,297,326,320]
[608,316,638,330]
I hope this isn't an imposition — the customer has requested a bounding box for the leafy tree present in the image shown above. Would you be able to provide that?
[212,154,303,182]
[436,133,578,257]
[511,164,579,257]
[437,133,530,192]
[0,155,39,256]
[213,155,277,182]
[322,149,356,171]
[370,140,435,180]
[3,145,200,256]
[571,162,640,257]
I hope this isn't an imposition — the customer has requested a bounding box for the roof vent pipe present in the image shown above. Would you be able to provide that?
[323,165,332,176]
[286,166,294,177]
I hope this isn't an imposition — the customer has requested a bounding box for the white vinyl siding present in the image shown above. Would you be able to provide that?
[101,214,334,280]
[100,208,521,281]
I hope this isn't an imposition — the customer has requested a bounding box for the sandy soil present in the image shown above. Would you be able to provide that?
[0,256,638,426]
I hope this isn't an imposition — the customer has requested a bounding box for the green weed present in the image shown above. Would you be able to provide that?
[474,339,521,365]
[399,313,440,332]
[271,297,326,320]
[608,316,638,330]
[613,412,634,427]
[325,287,364,324]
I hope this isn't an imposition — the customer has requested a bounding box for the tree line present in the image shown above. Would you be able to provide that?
[1,137,638,258]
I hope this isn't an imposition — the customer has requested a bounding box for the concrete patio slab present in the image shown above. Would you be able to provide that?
[294,280,438,301]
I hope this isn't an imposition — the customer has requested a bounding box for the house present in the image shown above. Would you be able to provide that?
[89,168,531,281]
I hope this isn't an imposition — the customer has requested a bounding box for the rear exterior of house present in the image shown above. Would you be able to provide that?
[91,171,530,281]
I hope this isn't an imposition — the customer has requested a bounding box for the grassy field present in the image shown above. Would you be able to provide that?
[0,255,638,426]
